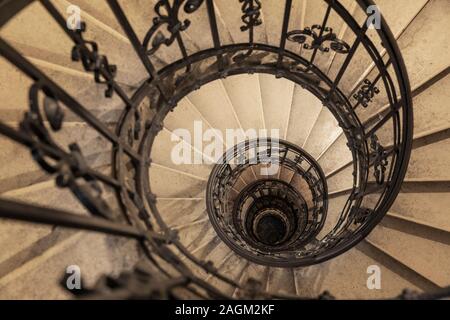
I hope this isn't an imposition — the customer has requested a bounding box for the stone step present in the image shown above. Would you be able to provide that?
[349,0,449,122]
[259,74,295,139]
[326,164,353,194]
[187,80,240,145]
[391,180,450,232]
[266,267,296,296]
[152,126,213,179]
[367,223,450,287]
[286,86,323,148]
[177,220,215,253]
[303,107,342,159]
[293,244,420,299]
[384,210,450,236]
[0,1,147,86]
[318,133,352,177]
[0,230,140,299]
[149,164,207,198]
[0,149,111,196]
[406,132,450,180]
[0,56,132,124]
[221,74,265,134]
[0,176,120,269]
[0,123,114,195]
[233,263,269,298]
[327,0,429,96]
[158,196,206,229]
[182,238,232,283]
[316,192,347,239]
[206,253,248,297]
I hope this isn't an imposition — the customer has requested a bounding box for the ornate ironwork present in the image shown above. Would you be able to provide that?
[349,206,372,225]
[233,0,263,62]
[370,134,388,185]
[71,22,117,98]
[239,0,262,32]
[21,83,116,220]
[143,0,204,55]
[353,79,380,108]
[287,25,350,54]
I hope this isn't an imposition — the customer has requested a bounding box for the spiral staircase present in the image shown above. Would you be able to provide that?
[0,0,448,299]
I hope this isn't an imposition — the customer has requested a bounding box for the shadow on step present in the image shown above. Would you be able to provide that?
[380,216,450,246]
[357,241,440,292]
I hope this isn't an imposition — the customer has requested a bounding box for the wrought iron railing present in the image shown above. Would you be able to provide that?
[0,0,420,298]
[207,139,328,267]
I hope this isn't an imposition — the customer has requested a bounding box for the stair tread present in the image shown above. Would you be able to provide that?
[303,107,342,158]
[293,244,420,299]
[392,189,450,232]
[259,74,294,138]
[407,137,450,180]
[266,267,296,295]
[286,86,323,148]
[207,253,248,296]
[368,223,450,287]
[1,2,146,86]
[0,231,139,299]
[149,165,207,198]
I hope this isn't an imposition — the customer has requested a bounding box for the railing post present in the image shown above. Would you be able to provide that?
[206,0,225,71]
[277,0,293,71]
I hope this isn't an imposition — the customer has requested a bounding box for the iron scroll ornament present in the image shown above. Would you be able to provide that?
[353,79,381,108]
[71,22,117,98]
[233,0,263,63]
[287,25,350,54]
[22,83,115,220]
[143,0,205,55]
[370,134,389,185]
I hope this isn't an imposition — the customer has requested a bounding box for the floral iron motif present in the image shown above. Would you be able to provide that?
[143,0,204,55]
[239,0,262,32]
[71,22,117,98]
[287,25,350,54]
[349,206,372,225]
[233,0,263,63]
[353,79,380,108]
[21,83,115,220]
[370,134,388,185]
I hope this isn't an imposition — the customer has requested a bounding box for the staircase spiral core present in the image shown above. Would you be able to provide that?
[206,139,328,267]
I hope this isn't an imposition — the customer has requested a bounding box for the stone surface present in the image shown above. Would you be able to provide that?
[294,245,420,299]
[0,232,140,299]
[368,224,450,287]
[303,108,342,158]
